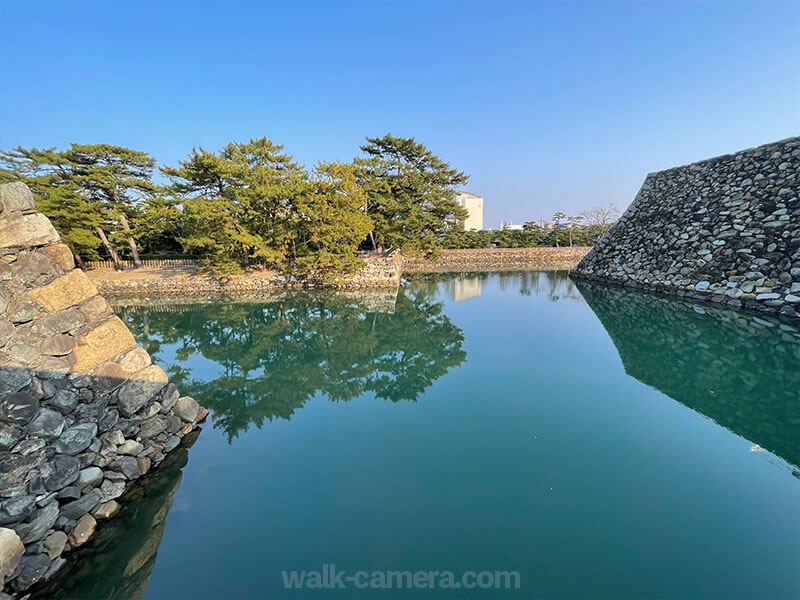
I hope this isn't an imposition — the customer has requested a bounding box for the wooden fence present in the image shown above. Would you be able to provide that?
[85,251,396,271]
[84,259,199,270]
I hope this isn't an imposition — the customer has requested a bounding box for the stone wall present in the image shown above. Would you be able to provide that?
[572,137,800,318]
[0,183,206,596]
[91,252,402,296]
[403,247,590,273]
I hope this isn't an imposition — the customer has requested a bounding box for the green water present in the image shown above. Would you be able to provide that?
[37,272,800,599]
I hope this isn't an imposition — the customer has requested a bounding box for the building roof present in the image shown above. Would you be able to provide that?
[455,191,482,199]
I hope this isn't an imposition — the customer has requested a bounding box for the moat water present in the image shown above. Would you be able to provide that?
[37,272,800,599]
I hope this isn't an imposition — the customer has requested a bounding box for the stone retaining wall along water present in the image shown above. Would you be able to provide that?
[403,247,590,273]
[572,137,800,317]
[0,182,206,597]
[91,252,403,296]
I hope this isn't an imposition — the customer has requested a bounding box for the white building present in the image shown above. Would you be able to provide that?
[500,220,523,231]
[455,191,484,231]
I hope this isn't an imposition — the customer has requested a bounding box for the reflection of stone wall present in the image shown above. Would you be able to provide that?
[404,247,590,273]
[573,137,800,318]
[0,183,206,596]
[105,287,400,315]
[577,280,800,468]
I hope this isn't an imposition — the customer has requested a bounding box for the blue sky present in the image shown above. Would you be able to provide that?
[1,1,798,228]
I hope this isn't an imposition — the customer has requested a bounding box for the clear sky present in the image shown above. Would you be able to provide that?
[1,1,798,229]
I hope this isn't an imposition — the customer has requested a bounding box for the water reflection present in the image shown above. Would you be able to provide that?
[443,275,482,302]
[410,270,583,302]
[576,281,800,469]
[31,430,201,600]
[114,288,466,441]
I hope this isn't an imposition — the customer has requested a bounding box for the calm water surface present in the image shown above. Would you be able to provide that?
[37,272,800,599]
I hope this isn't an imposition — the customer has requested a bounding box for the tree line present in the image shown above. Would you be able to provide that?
[443,205,619,249]
[0,134,618,278]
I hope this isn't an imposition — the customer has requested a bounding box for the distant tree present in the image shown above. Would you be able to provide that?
[355,134,468,255]
[551,212,566,247]
[521,221,547,246]
[565,214,584,247]
[579,203,620,244]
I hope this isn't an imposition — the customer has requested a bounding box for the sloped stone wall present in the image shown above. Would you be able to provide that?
[572,137,800,317]
[0,183,206,596]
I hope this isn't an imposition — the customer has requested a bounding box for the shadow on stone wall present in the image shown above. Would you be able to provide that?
[576,281,800,468]
[28,429,200,600]
[0,366,205,594]
[0,181,204,596]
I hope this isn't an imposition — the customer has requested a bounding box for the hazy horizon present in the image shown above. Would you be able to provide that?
[1,1,798,228]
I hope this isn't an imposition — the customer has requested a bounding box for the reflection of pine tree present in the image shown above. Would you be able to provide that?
[118,290,466,442]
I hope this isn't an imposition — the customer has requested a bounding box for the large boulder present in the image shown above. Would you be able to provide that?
[7,552,51,592]
[0,182,35,213]
[41,455,80,492]
[25,270,97,313]
[59,493,101,520]
[0,213,59,249]
[71,317,136,372]
[173,396,200,423]
[27,408,65,440]
[0,495,35,526]
[68,513,96,548]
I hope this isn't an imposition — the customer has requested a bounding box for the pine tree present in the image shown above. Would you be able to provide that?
[163,138,306,272]
[287,162,373,281]
[354,134,468,255]
[0,144,158,267]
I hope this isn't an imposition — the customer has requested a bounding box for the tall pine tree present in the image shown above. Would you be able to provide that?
[354,134,468,255]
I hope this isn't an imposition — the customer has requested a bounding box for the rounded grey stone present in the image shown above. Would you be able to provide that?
[41,455,79,492]
[0,392,40,426]
[26,408,65,441]
[49,389,78,415]
[0,494,36,526]
[11,500,59,544]
[77,466,103,489]
[53,423,97,456]
[59,493,101,520]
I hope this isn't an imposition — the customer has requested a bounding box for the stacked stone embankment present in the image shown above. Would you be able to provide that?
[572,136,800,317]
[403,247,590,273]
[0,182,206,596]
[91,252,403,295]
